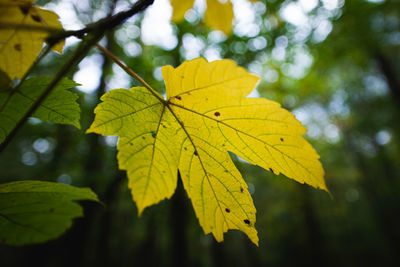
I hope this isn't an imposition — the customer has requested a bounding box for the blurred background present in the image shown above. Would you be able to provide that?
[1,0,400,266]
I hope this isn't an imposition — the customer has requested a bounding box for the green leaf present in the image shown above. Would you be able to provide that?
[0,76,81,143]
[0,69,12,91]
[0,180,99,246]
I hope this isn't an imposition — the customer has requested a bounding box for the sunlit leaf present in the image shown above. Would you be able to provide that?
[87,58,327,245]
[0,0,65,79]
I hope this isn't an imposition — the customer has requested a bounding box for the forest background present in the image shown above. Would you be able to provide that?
[1,0,400,266]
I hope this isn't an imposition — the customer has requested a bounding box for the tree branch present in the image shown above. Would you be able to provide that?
[46,0,154,45]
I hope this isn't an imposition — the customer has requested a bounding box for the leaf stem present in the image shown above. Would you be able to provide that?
[95,44,165,103]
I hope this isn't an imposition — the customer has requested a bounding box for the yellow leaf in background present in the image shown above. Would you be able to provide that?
[87,58,327,245]
[205,0,234,35]
[171,0,195,22]
[170,0,259,35]
[0,0,64,79]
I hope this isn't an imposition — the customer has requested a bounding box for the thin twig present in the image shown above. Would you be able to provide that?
[95,43,164,103]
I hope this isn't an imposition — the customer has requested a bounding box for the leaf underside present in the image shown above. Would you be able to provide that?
[0,180,99,245]
[0,76,81,143]
[88,58,327,245]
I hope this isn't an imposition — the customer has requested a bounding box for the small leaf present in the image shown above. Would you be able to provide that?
[0,76,81,143]
[0,0,65,79]
[0,180,99,245]
[88,58,327,245]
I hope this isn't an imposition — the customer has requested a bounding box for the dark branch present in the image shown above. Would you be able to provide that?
[46,0,154,45]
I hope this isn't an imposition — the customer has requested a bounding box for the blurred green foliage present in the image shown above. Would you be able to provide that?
[1,0,400,266]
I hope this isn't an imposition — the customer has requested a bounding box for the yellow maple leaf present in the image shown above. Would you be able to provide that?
[87,58,327,245]
[0,0,64,79]
[171,0,235,35]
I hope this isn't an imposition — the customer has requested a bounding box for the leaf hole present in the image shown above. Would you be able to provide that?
[151,132,156,138]
[194,151,198,156]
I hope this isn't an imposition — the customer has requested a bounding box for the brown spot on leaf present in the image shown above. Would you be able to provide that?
[175,96,182,100]
[225,208,230,213]
[49,208,55,213]
[14,44,22,51]
[214,111,220,117]
[142,136,145,140]
[269,168,274,174]
[30,14,42,22]
[244,219,250,225]
[184,147,187,151]
[194,151,198,156]
[240,187,244,193]
[280,137,284,142]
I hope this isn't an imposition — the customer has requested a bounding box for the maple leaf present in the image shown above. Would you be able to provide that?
[0,0,64,79]
[87,58,327,245]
